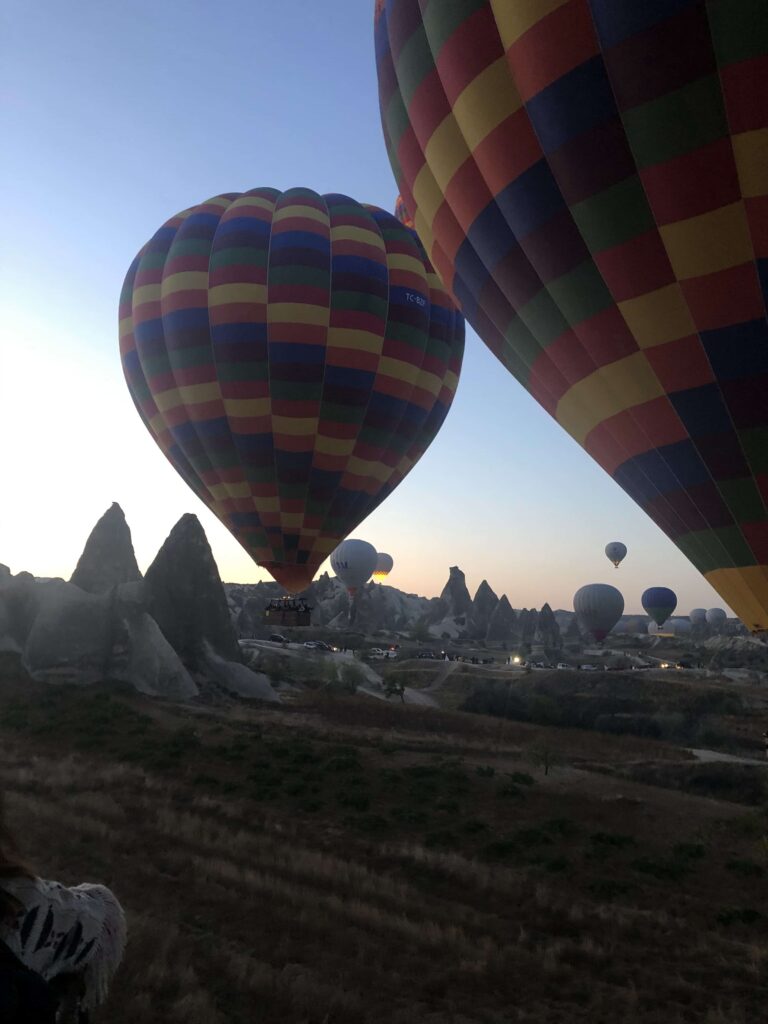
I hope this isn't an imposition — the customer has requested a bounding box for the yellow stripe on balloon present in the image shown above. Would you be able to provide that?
[490,0,569,48]
[279,513,305,529]
[271,416,319,436]
[273,203,329,226]
[314,436,356,456]
[208,482,251,500]
[425,115,471,192]
[732,129,768,198]
[222,397,271,418]
[209,283,268,307]
[161,272,209,298]
[387,253,428,277]
[618,283,696,349]
[706,567,768,631]
[267,303,329,326]
[450,58,522,150]
[378,357,440,393]
[230,195,276,213]
[330,225,384,248]
[412,162,447,233]
[153,381,221,412]
[131,284,161,307]
[118,316,134,339]
[346,457,393,482]
[326,327,383,353]
[658,202,753,280]
[556,351,664,445]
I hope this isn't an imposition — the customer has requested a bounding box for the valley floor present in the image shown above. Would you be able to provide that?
[0,667,766,1023]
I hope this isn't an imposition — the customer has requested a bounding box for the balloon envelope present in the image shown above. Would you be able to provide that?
[330,539,378,593]
[120,188,464,593]
[706,607,727,627]
[689,608,707,625]
[642,587,678,627]
[573,583,624,641]
[605,541,627,568]
[376,3,768,631]
[394,195,414,229]
[373,551,394,580]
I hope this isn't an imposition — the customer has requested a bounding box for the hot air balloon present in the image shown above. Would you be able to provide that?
[605,542,627,568]
[642,587,677,627]
[573,583,624,641]
[330,539,378,595]
[394,195,414,229]
[706,607,728,628]
[690,608,707,625]
[375,3,768,632]
[120,187,464,593]
[373,552,394,581]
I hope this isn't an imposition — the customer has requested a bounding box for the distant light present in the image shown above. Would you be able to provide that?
[512,656,521,664]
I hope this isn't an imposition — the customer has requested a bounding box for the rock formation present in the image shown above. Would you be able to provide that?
[144,514,241,666]
[70,503,141,594]
[471,580,499,638]
[536,603,561,649]
[0,507,279,702]
[486,595,516,643]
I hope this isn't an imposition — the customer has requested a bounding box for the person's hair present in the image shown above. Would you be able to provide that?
[0,792,34,925]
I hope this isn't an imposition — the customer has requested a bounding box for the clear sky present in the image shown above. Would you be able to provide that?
[0,0,732,616]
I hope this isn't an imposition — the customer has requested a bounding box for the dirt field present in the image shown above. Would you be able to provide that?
[0,660,766,1023]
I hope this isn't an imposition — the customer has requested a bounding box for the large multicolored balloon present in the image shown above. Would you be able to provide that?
[642,587,678,627]
[573,583,624,641]
[375,2,768,631]
[120,188,464,593]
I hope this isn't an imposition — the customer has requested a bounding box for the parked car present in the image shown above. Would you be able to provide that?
[270,633,288,643]
[579,663,599,671]
[556,663,569,670]
[417,652,437,660]
[304,641,319,649]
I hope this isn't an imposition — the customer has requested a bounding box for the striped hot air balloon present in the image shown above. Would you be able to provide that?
[375,1,768,631]
[394,194,415,229]
[120,187,464,593]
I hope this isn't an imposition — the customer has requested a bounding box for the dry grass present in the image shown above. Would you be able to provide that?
[0,670,765,1022]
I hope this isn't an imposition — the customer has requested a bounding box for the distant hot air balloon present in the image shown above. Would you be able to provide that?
[690,608,707,625]
[706,607,728,628]
[394,195,414,229]
[120,188,464,594]
[373,552,394,581]
[668,617,692,636]
[605,542,627,569]
[330,539,378,595]
[573,583,624,642]
[642,587,678,628]
[375,3,768,632]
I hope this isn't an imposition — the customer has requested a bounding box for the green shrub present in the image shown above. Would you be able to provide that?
[725,858,764,877]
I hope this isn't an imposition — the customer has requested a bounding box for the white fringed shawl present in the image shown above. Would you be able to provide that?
[0,877,126,1008]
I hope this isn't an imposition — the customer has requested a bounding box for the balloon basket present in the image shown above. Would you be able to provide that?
[264,597,312,628]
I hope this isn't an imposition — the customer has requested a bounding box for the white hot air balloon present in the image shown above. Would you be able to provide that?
[605,541,627,568]
[573,583,624,641]
[373,552,394,582]
[330,539,378,595]
[689,608,707,625]
[706,607,727,629]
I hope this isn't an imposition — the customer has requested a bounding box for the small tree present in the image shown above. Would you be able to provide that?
[383,678,406,703]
